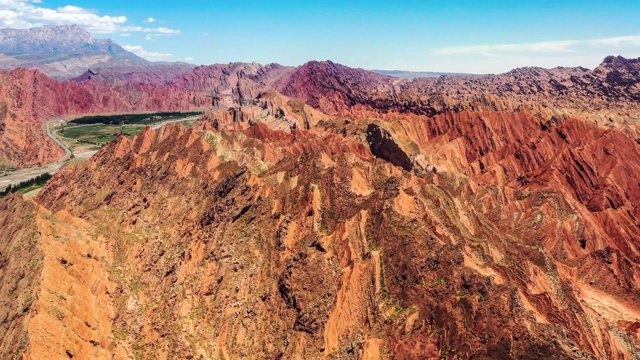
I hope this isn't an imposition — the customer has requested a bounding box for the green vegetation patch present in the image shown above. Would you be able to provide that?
[1,173,52,198]
[69,111,203,125]
[60,124,147,144]
[60,111,202,145]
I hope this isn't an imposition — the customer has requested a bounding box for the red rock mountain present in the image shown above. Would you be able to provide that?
[0,62,292,168]
[7,55,637,170]
[0,56,639,359]
[277,57,640,122]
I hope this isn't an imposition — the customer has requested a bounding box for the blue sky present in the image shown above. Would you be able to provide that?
[1,0,639,73]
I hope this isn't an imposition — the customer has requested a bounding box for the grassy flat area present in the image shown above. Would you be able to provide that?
[58,116,197,145]
[69,111,203,126]
[60,124,147,144]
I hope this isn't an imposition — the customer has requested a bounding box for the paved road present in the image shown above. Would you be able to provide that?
[1,115,200,191]
[46,119,72,162]
[150,116,200,130]
[0,119,75,190]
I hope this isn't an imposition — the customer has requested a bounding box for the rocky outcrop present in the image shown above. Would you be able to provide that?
[196,89,328,133]
[365,123,413,171]
[0,110,625,358]
[277,57,640,124]
[277,60,396,115]
[171,62,294,103]
[70,62,196,85]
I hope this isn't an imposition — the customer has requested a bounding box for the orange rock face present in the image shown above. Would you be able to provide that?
[7,116,631,359]
[0,194,42,359]
[0,56,640,359]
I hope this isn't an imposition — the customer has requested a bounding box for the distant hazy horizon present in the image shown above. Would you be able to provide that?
[0,1,637,74]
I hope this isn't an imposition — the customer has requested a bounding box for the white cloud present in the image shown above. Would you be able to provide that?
[144,17,154,23]
[586,35,640,47]
[0,9,32,28]
[434,40,579,56]
[122,44,173,61]
[0,1,126,33]
[155,27,179,34]
[184,57,193,62]
[122,25,180,34]
[0,1,180,35]
[56,5,89,14]
[120,33,131,37]
[433,35,640,57]
[427,35,640,73]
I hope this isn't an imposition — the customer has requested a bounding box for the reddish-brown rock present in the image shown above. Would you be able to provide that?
[4,112,628,358]
[277,57,640,123]
[1,56,640,359]
[5,56,640,169]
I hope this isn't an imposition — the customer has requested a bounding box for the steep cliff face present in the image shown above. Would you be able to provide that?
[0,193,118,360]
[0,194,42,359]
[196,89,329,133]
[0,113,625,359]
[390,110,640,253]
[324,109,640,289]
[171,63,294,103]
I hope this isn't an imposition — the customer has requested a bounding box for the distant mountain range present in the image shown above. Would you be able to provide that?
[0,25,140,59]
[0,25,193,80]
[0,25,476,81]
[371,69,473,78]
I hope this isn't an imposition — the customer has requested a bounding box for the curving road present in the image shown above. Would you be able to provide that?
[46,119,72,162]
[0,119,93,191]
[1,115,200,191]
[149,115,200,130]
